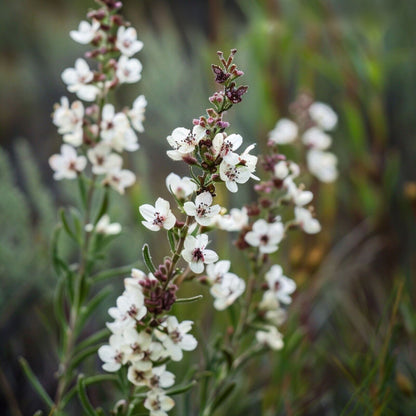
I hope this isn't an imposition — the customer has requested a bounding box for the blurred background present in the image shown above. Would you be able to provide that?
[1,0,416,414]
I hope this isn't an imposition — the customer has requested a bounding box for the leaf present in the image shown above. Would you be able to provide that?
[77,174,88,209]
[75,286,112,337]
[166,380,197,396]
[51,225,70,276]
[59,208,79,244]
[211,381,236,412]
[176,295,203,304]
[69,207,83,242]
[61,374,117,409]
[19,357,54,408]
[93,188,109,226]
[77,375,96,416]
[221,347,234,370]
[167,229,177,253]
[142,244,156,273]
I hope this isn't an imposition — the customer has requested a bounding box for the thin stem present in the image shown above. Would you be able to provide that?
[165,216,193,286]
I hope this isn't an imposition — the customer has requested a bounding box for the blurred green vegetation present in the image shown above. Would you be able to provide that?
[1,0,416,415]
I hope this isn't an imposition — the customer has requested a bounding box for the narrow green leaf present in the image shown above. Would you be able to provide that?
[93,188,109,225]
[69,207,83,242]
[59,208,78,243]
[221,347,234,370]
[19,357,54,408]
[211,381,236,412]
[51,225,70,276]
[142,244,156,273]
[61,374,117,409]
[54,277,67,334]
[166,380,197,396]
[75,286,112,336]
[77,375,96,416]
[176,295,203,304]
[167,229,176,253]
[77,174,88,209]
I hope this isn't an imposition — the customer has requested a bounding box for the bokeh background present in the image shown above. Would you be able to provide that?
[1,0,416,415]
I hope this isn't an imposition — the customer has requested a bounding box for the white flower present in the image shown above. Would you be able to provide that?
[128,95,147,132]
[100,104,128,141]
[165,173,197,199]
[210,273,245,310]
[87,143,123,175]
[309,102,337,131]
[98,333,127,372]
[283,177,313,206]
[183,192,221,226]
[53,97,84,146]
[85,214,122,235]
[215,207,249,232]
[144,390,175,416]
[117,290,147,321]
[268,118,298,144]
[294,207,321,234]
[100,104,139,152]
[219,154,252,193]
[127,362,175,389]
[49,144,87,180]
[147,365,175,390]
[206,260,230,284]
[61,58,100,101]
[265,265,296,305]
[181,234,218,274]
[104,168,136,194]
[139,198,176,232]
[116,26,143,57]
[302,127,332,150]
[244,219,284,254]
[166,125,206,156]
[155,316,197,362]
[124,268,148,292]
[212,133,242,159]
[116,55,142,84]
[70,19,100,44]
[274,161,289,180]
[123,329,164,368]
[273,161,300,180]
[256,326,284,350]
[258,291,287,326]
[166,149,188,161]
[106,287,147,335]
[307,149,338,183]
[238,144,258,175]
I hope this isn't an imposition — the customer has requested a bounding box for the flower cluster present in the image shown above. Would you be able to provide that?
[209,97,339,351]
[98,269,197,416]
[268,96,338,183]
[49,0,146,196]
[100,50,254,415]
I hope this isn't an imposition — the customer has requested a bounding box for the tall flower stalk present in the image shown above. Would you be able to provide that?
[21,1,146,414]
[97,49,257,416]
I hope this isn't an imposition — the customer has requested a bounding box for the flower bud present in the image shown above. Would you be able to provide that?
[183,155,198,165]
